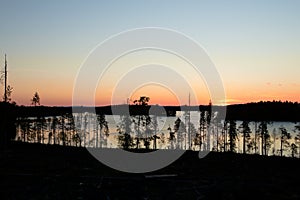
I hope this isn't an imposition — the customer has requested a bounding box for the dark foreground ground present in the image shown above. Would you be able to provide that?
[1,142,300,200]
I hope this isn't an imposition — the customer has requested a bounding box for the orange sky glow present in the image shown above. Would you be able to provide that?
[1,1,299,106]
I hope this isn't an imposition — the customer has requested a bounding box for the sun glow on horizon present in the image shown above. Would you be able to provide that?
[1,1,299,106]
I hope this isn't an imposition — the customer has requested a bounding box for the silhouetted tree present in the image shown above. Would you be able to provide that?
[272,128,278,156]
[74,113,83,147]
[132,96,150,149]
[279,127,291,157]
[259,121,271,155]
[239,121,251,154]
[3,85,13,102]
[206,102,212,151]
[66,113,76,146]
[132,114,150,149]
[290,143,297,158]
[168,126,176,149]
[253,121,259,154]
[1,54,11,103]
[97,114,109,148]
[117,115,134,150]
[187,121,197,150]
[17,118,31,142]
[51,116,58,145]
[58,114,68,146]
[198,111,206,151]
[174,118,186,149]
[27,119,36,142]
[151,115,159,150]
[295,124,300,158]
[142,115,152,149]
[212,112,221,152]
[31,92,40,106]
[47,118,52,144]
[133,96,150,106]
[193,129,201,151]
[36,116,46,143]
[82,113,88,147]
[159,132,166,149]
[152,135,160,149]
[228,120,237,152]
[219,120,229,152]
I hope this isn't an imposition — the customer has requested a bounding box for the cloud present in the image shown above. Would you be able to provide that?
[215,98,242,105]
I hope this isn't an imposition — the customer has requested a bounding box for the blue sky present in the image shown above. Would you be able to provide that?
[0,0,299,105]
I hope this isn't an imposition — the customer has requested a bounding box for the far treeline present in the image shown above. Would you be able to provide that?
[7,100,300,122]
[1,100,300,155]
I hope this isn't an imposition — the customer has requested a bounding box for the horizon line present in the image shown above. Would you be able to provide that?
[11,100,299,108]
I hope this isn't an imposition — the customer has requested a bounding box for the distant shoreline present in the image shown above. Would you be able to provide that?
[8,101,299,122]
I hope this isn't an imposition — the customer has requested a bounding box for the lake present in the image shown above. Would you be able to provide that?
[15,111,300,157]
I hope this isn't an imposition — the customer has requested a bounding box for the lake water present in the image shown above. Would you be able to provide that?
[15,111,300,157]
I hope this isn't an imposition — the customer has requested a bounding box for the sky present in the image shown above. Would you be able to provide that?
[0,0,299,106]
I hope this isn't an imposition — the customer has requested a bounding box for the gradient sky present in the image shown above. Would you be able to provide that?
[0,0,299,106]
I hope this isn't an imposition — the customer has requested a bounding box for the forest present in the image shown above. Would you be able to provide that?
[1,99,300,158]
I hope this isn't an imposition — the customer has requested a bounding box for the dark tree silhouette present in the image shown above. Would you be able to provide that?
[253,121,259,154]
[74,114,83,147]
[47,117,52,144]
[272,128,278,156]
[117,115,134,150]
[228,120,237,152]
[259,121,271,155]
[222,120,229,152]
[212,112,221,152]
[159,132,166,148]
[295,124,300,158]
[3,85,13,102]
[82,113,88,147]
[152,135,160,150]
[167,125,176,149]
[206,101,212,151]
[51,116,58,145]
[17,117,31,142]
[97,114,109,148]
[198,111,206,151]
[187,121,197,150]
[31,92,40,106]
[133,96,150,106]
[279,127,291,157]
[35,116,46,143]
[132,114,150,149]
[58,114,68,146]
[132,96,150,149]
[290,143,297,158]
[239,121,251,154]
[142,115,152,149]
[151,115,159,150]
[66,113,76,146]
[1,54,9,103]
[174,118,186,149]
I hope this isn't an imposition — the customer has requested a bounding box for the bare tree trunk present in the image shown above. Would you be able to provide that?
[260,132,264,155]
[254,122,257,154]
[243,131,246,154]
[207,126,210,151]
[224,124,227,152]
[4,54,7,102]
[53,126,56,145]
[96,123,99,148]
[280,137,283,157]
[216,123,219,152]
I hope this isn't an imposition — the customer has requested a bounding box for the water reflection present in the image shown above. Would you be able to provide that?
[15,111,300,158]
